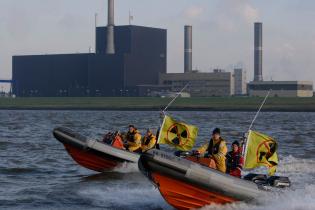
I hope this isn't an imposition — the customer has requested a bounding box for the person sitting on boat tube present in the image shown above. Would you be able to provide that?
[226,140,243,178]
[141,129,157,152]
[102,131,125,149]
[196,128,228,173]
[125,125,142,153]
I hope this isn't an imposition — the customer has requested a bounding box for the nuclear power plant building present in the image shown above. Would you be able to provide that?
[12,0,166,97]
[248,22,313,97]
[159,70,234,97]
[156,25,235,97]
[12,2,313,98]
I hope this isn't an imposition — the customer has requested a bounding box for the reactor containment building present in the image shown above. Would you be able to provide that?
[12,0,166,97]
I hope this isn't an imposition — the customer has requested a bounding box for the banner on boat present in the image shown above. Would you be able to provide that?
[158,115,198,151]
[244,130,278,175]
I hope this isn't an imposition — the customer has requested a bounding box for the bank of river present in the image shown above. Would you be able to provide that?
[0,97,315,111]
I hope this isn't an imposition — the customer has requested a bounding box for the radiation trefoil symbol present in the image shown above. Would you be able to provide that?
[166,123,190,146]
[256,140,277,167]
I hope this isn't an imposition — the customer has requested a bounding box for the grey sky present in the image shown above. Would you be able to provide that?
[1,0,315,85]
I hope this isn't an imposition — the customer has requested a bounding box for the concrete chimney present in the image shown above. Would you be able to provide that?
[184,25,192,73]
[254,22,263,81]
[106,0,115,54]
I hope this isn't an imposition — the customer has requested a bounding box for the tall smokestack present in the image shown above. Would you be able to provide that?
[254,22,263,81]
[106,0,115,54]
[184,25,192,73]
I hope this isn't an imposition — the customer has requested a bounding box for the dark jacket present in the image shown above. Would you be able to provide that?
[226,150,243,178]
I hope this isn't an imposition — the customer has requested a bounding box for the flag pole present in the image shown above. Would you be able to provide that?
[242,90,271,162]
[129,10,131,25]
[157,115,166,144]
[157,83,190,145]
[248,90,271,132]
[129,10,133,25]
[162,83,190,114]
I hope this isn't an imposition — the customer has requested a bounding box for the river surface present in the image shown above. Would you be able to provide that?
[0,110,315,210]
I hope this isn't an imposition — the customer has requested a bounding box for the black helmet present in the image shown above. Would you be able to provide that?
[212,128,221,135]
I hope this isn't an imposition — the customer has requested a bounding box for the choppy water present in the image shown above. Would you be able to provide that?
[0,110,315,210]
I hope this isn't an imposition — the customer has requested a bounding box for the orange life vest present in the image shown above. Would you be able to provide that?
[112,136,125,149]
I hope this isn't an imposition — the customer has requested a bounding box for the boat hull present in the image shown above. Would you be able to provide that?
[53,127,139,172]
[63,143,120,172]
[138,150,262,209]
[151,173,237,210]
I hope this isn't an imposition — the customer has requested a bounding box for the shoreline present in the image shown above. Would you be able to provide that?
[0,97,314,112]
[0,108,314,112]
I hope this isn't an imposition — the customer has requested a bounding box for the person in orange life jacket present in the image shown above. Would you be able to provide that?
[141,129,157,152]
[102,132,114,144]
[102,131,125,149]
[226,140,244,178]
[125,125,142,153]
[111,131,125,149]
[197,128,228,173]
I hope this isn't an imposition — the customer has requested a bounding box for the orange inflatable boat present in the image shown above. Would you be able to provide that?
[53,127,139,172]
[138,149,290,210]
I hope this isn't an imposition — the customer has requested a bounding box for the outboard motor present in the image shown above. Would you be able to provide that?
[244,173,291,188]
[244,173,268,185]
[268,176,291,188]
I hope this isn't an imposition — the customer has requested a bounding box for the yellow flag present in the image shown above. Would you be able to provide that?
[244,130,278,175]
[158,115,198,151]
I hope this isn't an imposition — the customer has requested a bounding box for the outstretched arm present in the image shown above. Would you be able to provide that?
[197,143,209,154]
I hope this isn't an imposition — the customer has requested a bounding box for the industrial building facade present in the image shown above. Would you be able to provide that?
[12,1,314,98]
[234,68,246,95]
[159,70,234,97]
[248,81,313,97]
[249,22,313,97]
[12,25,167,97]
[13,54,91,97]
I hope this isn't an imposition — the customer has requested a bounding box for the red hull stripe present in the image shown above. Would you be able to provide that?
[152,173,238,210]
[64,144,121,172]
